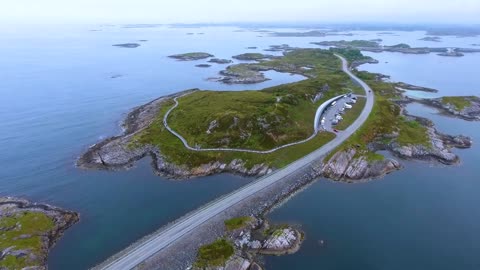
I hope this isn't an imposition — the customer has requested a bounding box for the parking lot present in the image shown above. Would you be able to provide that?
[319,94,359,133]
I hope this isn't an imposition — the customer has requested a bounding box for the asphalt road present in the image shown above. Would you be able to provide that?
[98,54,374,270]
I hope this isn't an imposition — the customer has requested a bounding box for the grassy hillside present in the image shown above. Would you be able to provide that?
[131,49,363,169]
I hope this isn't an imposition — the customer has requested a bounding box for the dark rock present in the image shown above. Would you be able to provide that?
[112,43,141,48]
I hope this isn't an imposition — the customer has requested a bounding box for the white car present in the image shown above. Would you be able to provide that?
[344,104,352,109]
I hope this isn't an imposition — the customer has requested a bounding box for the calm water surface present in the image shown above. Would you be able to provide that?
[0,24,479,269]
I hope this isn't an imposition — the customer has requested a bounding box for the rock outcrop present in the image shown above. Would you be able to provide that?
[323,119,472,181]
[322,149,401,180]
[0,197,79,270]
[77,90,273,179]
[416,96,480,121]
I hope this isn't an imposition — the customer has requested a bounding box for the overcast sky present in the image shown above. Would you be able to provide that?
[3,0,480,24]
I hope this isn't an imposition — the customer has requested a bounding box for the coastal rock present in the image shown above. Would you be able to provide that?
[112,43,140,48]
[77,92,273,179]
[0,197,79,269]
[208,58,233,64]
[322,149,401,180]
[232,53,276,61]
[169,52,214,61]
[395,82,439,93]
[388,127,472,165]
[417,96,480,121]
[195,64,212,68]
[260,228,301,255]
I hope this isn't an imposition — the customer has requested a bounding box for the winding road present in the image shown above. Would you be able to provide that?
[163,91,344,154]
[97,54,375,270]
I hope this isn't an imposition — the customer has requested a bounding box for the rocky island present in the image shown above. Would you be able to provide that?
[168,52,214,61]
[112,43,141,48]
[232,53,277,61]
[312,40,480,57]
[419,36,442,42]
[414,96,480,121]
[0,197,79,269]
[208,58,233,64]
[195,64,212,68]
[192,217,302,270]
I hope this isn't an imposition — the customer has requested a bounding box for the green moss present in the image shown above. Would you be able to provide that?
[224,217,252,231]
[441,96,473,111]
[194,239,234,268]
[0,211,55,268]
[335,97,366,130]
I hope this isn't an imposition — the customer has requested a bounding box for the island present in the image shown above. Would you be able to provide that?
[112,43,141,48]
[264,44,296,52]
[208,58,233,64]
[192,217,302,270]
[232,53,276,61]
[270,30,353,37]
[168,52,214,61]
[83,47,477,270]
[0,197,79,269]
[413,96,480,121]
[419,36,442,42]
[312,40,480,57]
[195,64,212,68]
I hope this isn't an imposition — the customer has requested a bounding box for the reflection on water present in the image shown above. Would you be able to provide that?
[0,24,479,269]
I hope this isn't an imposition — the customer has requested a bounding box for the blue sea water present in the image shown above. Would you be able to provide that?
[0,24,479,269]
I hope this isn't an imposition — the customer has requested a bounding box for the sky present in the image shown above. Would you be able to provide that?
[2,0,480,24]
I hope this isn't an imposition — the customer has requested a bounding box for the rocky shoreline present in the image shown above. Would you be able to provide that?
[312,40,480,57]
[412,96,480,121]
[322,106,472,181]
[77,90,273,179]
[0,197,79,269]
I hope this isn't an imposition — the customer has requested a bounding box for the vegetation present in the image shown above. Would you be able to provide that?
[169,52,213,60]
[335,97,366,130]
[232,53,269,60]
[131,49,366,169]
[329,48,374,63]
[441,96,474,111]
[194,239,234,268]
[314,40,380,48]
[0,211,55,269]
[224,217,252,231]
[325,70,431,162]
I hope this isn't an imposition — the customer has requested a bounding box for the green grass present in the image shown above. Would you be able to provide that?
[232,53,267,60]
[441,96,473,111]
[0,211,55,269]
[224,217,252,231]
[131,48,364,170]
[335,97,366,130]
[324,71,431,162]
[194,239,234,268]
[397,118,431,147]
[0,255,28,270]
